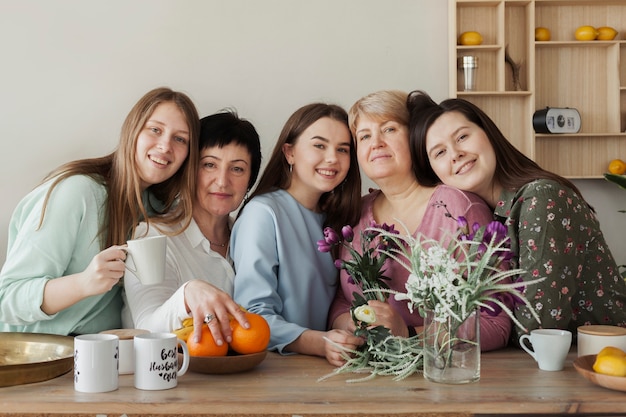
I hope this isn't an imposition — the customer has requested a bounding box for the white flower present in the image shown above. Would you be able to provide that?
[384,218,545,330]
[353,304,377,324]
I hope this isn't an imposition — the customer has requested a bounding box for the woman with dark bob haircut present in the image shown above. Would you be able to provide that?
[123,109,262,348]
[407,89,626,343]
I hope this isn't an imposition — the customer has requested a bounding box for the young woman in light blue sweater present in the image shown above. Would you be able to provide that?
[231,103,363,366]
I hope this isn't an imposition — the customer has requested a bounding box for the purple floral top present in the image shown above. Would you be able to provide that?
[328,185,513,351]
[495,179,626,342]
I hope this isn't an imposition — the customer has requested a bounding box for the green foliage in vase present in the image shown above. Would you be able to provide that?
[317,205,545,382]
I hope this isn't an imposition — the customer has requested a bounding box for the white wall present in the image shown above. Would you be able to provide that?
[0,0,447,265]
[1,0,625,269]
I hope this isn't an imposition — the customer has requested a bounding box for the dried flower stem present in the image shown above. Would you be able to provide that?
[505,45,522,91]
[319,334,423,382]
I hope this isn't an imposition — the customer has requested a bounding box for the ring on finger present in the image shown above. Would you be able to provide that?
[204,313,215,324]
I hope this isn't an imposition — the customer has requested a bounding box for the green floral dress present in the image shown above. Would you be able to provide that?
[495,179,626,342]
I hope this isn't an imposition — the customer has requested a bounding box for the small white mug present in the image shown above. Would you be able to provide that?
[100,329,149,374]
[74,334,119,393]
[125,235,166,285]
[519,329,572,371]
[134,332,190,390]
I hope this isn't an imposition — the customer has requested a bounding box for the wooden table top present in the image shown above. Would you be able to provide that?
[0,348,624,416]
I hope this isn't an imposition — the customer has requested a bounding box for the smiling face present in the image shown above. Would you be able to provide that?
[282,117,351,210]
[134,101,190,190]
[425,111,498,201]
[354,115,413,185]
[194,143,252,219]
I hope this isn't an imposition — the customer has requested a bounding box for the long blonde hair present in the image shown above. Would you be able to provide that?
[39,87,199,248]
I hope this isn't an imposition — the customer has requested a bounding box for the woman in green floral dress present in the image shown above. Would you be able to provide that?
[407,90,626,343]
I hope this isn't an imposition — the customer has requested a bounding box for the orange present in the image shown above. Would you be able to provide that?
[608,159,626,175]
[229,312,270,354]
[187,326,228,357]
[535,27,551,41]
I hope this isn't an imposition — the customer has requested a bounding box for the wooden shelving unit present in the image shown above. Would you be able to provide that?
[449,0,626,178]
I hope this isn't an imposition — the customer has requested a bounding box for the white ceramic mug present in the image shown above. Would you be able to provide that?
[577,325,626,357]
[125,235,166,285]
[519,329,572,371]
[134,332,190,390]
[74,334,119,393]
[100,329,149,374]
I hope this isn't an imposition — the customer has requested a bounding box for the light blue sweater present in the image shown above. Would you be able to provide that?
[231,189,338,354]
[0,175,122,335]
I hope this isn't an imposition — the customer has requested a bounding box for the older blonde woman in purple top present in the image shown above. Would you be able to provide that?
[328,90,511,351]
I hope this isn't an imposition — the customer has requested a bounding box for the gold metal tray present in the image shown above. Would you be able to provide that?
[0,332,74,387]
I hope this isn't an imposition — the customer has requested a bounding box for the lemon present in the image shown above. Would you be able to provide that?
[597,26,618,41]
[608,159,626,175]
[593,354,626,377]
[459,31,483,46]
[575,25,599,41]
[597,346,626,359]
[535,27,551,41]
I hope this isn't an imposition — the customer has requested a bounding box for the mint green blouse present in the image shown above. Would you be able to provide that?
[0,175,122,335]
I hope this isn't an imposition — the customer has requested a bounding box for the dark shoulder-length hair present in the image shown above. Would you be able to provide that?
[245,103,361,231]
[406,89,583,200]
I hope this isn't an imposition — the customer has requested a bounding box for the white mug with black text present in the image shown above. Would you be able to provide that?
[134,332,189,390]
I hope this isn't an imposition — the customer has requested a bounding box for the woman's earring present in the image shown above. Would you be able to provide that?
[289,164,293,173]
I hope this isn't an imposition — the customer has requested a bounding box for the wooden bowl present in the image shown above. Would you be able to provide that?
[573,354,626,392]
[181,351,267,374]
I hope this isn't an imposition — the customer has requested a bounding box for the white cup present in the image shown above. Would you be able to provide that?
[74,334,119,393]
[577,325,626,357]
[125,235,166,285]
[134,332,190,390]
[100,329,149,374]
[519,329,572,371]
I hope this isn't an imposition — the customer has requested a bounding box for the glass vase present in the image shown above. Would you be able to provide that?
[423,308,480,384]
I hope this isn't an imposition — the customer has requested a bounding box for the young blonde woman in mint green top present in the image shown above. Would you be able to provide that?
[0,87,199,336]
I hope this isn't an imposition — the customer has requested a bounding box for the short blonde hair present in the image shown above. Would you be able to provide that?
[348,90,409,137]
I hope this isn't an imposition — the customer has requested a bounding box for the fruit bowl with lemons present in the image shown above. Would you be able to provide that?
[174,312,270,374]
[574,346,626,392]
